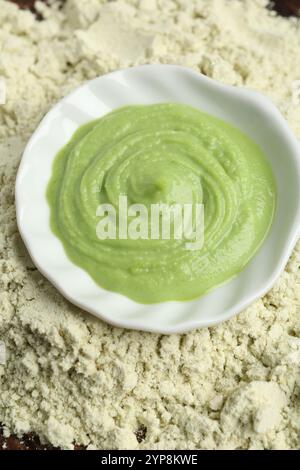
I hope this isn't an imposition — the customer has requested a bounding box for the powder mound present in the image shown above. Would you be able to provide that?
[220,382,287,447]
[0,0,300,450]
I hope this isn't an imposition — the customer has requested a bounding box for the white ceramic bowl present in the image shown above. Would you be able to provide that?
[15,65,300,333]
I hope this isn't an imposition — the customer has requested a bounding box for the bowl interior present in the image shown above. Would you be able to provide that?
[16,65,300,332]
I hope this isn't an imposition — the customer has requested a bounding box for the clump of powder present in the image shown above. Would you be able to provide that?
[0,0,300,450]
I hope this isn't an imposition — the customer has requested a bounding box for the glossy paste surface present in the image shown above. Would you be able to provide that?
[47,104,276,303]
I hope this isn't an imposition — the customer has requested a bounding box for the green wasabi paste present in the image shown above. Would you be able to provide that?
[47,103,276,303]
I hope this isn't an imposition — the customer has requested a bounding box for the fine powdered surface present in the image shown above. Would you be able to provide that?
[0,0,300,449]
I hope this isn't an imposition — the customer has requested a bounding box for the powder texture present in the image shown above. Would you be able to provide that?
[0,0,300,450]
